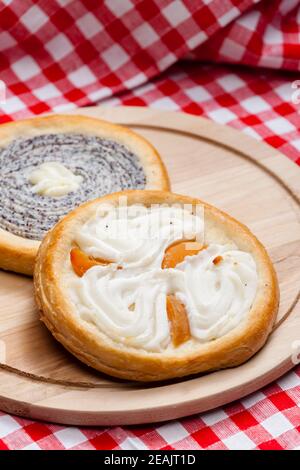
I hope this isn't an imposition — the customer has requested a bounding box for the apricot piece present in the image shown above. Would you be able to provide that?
[213,255,223,265]
[70,247,111,277]
[162,240,205,269]
[166,295,191,347]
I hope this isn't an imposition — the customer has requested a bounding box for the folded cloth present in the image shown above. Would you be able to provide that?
[0,0,299,121]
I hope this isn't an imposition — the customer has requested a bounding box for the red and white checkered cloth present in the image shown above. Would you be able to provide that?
[0,0,299,450]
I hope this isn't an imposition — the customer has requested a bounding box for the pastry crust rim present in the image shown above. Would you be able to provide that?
[34,190,279,382]
[0,114,170,275]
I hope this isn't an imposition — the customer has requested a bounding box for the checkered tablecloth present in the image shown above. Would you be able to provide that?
[0,0,299,450]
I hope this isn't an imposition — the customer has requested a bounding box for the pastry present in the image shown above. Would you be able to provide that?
[0,115,169,275]
[34,190,279,382]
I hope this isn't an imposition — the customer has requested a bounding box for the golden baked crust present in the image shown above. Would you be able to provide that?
[34,190,279,382]
[0,115,170,275]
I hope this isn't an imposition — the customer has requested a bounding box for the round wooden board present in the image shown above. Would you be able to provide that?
[0,107,299,426]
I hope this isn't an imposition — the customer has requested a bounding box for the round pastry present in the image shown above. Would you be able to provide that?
[34,190,279,382]
[0,115,169,275]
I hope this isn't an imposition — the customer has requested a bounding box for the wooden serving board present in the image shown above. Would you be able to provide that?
[0,107,299,426]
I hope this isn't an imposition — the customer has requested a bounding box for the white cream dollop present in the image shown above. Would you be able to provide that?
[69,265,183,351]
[28,161,83,197]
[75,204,204,269]
[176,244,258,342]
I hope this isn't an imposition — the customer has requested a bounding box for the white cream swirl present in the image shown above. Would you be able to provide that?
[176,244,258,341]
[28,162,83,197]
[69,265,181,351]
[75,204,204,269]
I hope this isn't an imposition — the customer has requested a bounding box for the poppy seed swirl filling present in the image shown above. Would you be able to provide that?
[0,133,146,241]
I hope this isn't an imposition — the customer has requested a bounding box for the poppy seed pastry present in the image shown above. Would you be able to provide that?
[0,115,169,275]
[34,190,279,382]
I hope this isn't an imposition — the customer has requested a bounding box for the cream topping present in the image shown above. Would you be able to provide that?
[69,266,176,351]
[68,244,257,351]
[28,161,83,197]
[75,204,204,269]
[176,244,258,342]
[68,203,258,351]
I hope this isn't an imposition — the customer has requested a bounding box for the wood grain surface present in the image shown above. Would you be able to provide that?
[0,106,299,425]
